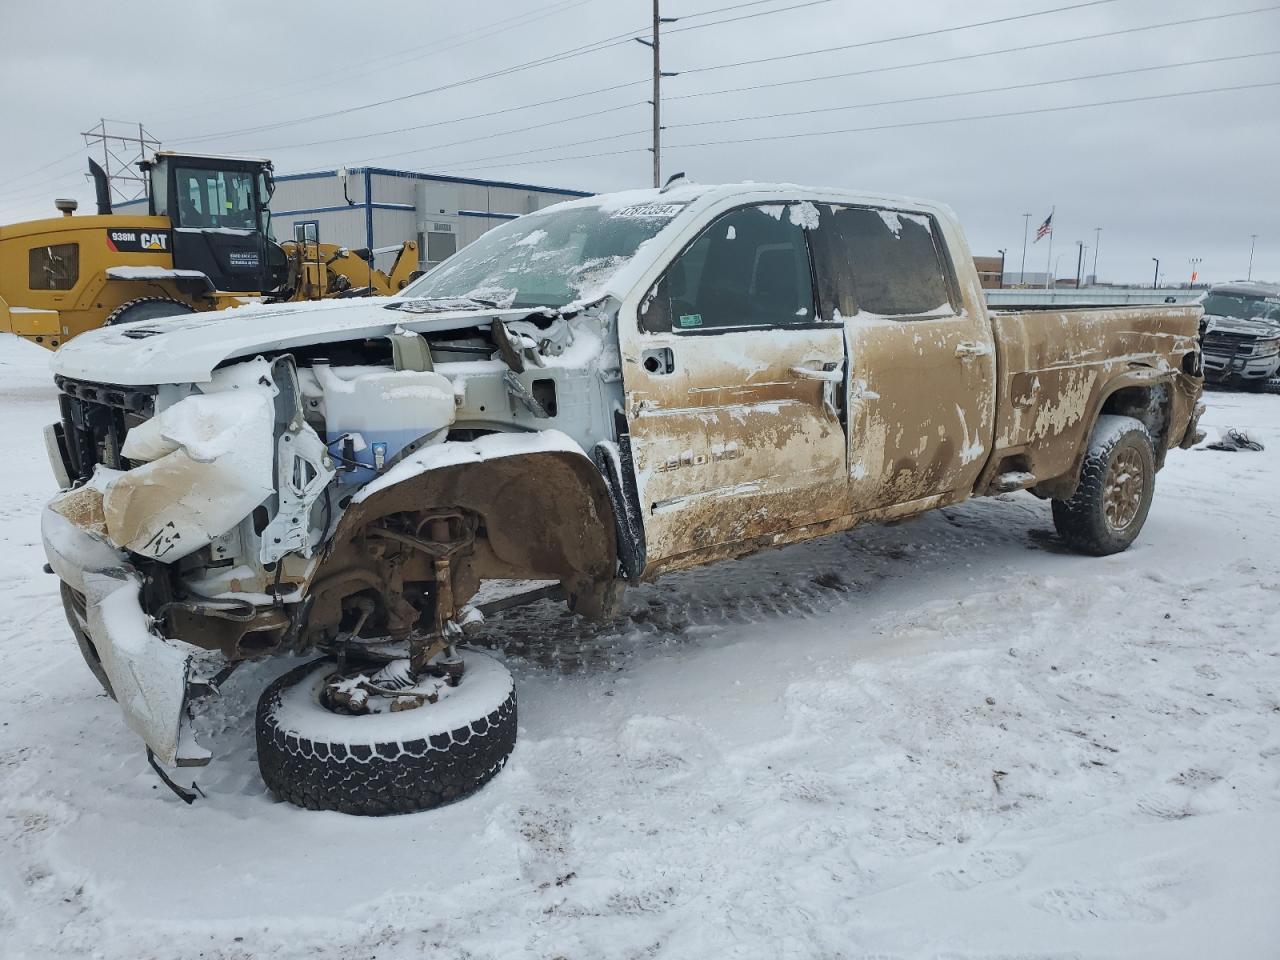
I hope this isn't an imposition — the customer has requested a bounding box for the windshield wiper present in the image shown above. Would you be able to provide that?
[389,296,501,314]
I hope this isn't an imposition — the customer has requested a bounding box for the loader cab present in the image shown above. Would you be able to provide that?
[142,152,289,294]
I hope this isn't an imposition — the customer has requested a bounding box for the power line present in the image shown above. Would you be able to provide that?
[358,98,650,164]
[254,3,1280,177]
[161,0,598,130]
[437,80,1280,173]
[665,0,844,34]
[176,0,1101,149]
[666,5,1280,104]
[0,146,86,188]
[172,26,654,146]
[369,31,1279,173]
[244,82,645,156]
[667,50,1280,132]
[355,48,1278,171]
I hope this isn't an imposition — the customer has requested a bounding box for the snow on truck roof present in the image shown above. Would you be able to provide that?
[541,180,950,218]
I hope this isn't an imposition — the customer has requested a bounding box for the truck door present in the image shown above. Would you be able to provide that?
[623,202,849,571]
[809,204,996,511]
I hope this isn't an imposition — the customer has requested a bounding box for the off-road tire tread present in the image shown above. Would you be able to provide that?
[104,297,195,326]
[1051,415,1155,556]
[255,658,516,815]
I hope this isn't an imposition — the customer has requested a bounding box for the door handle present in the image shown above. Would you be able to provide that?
[789,363,843,381]
[954,341,989,360]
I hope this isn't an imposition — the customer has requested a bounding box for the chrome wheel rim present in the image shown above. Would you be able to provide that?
[1103,447,1145,532]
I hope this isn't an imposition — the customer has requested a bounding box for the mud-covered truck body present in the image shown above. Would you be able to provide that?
[41,183,1205,813]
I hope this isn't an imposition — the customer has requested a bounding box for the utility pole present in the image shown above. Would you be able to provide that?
[1248,234,1258,281]
[1152,257,1160,290]
[1092,226,1101,284]
[1019,213,1031,285]
[1074,240,1085,288]
[636,1,678,188]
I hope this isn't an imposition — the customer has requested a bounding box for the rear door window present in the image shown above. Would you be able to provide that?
[813,205,955,319]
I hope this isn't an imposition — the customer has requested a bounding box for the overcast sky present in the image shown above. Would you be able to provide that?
[1,0,1276,285]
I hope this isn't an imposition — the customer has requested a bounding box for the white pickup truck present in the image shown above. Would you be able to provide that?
[41,182,1205,813]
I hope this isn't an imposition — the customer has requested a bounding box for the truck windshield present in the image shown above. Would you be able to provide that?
[1202,293,1280,323]
[400,201,689,309]
[173,167,258,231]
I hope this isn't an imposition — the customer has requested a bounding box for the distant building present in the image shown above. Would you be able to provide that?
[973,255,1005,289]
[270,167,591,271]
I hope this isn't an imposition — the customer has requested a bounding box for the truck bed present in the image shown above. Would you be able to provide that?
[983,303,1203,496]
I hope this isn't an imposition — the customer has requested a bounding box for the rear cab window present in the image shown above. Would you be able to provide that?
[810,205,957,321]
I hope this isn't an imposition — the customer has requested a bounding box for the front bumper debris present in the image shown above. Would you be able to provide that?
[42,505,224,767]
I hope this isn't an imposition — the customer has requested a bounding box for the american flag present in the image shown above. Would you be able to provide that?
[1034,212,1053,243]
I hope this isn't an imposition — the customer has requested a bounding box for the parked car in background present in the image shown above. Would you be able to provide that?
[1198,281,1280,389]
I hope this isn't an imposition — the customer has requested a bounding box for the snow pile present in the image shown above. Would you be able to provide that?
[1,333,1278,959]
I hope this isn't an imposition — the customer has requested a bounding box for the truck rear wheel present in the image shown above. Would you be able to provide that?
[104,297,195,326]
[255,650,516,815]
[1051,414,1156,556]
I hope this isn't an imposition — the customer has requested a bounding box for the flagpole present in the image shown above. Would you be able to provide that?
[1044,206,1056,289]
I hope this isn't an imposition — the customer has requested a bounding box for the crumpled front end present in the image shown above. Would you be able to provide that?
[41,311,624,770]
[43,505,224,766]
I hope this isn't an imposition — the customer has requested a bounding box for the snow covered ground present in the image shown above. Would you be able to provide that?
[1,331,1277,959]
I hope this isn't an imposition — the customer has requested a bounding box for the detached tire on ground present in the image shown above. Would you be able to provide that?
[104,297,195,326]
[255,650,516,815]
[1052,414,1156,556]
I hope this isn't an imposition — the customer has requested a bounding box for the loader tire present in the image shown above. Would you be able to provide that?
[1051,414,1156,556]
[104,297,195,326]
[256,651,517,815]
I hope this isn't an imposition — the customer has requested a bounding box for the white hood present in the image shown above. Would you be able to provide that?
[50,297,531,386]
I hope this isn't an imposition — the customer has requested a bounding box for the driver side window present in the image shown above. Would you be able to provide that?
[643,203,815,333]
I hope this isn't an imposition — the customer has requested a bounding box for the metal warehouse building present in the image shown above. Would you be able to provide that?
[271,167,591,271]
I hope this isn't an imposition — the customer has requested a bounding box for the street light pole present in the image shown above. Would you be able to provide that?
[1248,234,1258,281]
[1075,240,1085,288]
[1092,226,1101,284]
[1152,257,1160,290]
[1019,213,1031,285]
[1188,257,1202,289]
[997,248,1007,288]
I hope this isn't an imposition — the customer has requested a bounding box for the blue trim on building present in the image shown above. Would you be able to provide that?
[457,210,521,220]
[273,202,415,218]
[363,169,373,251]
[273,165,591,198]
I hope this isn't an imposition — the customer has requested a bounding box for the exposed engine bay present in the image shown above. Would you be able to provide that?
[44,302,625,765]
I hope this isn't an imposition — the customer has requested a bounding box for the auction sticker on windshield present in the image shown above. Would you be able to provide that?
[613,203,687,219]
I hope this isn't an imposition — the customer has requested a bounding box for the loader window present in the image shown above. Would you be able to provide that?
[28,243,79,290]
[173,167,258,231]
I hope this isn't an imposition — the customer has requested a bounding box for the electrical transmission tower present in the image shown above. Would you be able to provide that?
[80,119,161,205]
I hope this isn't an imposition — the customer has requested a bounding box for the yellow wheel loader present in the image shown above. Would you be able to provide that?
[0,152,421,349]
